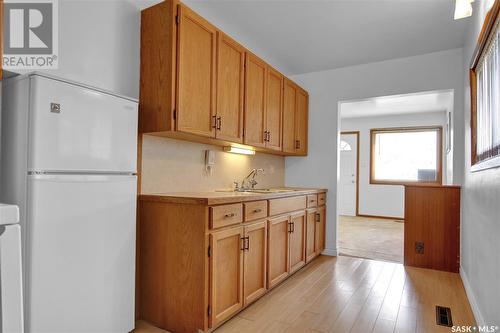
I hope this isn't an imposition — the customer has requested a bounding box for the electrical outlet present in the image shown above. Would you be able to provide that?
[415,241,424,254]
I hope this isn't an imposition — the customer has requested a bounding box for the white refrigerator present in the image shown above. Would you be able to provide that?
[0,73,138,333]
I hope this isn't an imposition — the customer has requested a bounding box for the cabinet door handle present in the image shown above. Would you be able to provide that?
[267,131,271,142]
[315,213,320,222]
[225,213,236,218]
[263,131,267,142]
[295,140,301,149]
[245,236,250,251]
[216,116,222,130]
[253,208,262,213]
[212,115,217,129]
[288,221,293,233]
[241,237,246,251]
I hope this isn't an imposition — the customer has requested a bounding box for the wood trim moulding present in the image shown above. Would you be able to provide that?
[340,131,360,216]
[469,0,500,168]
[357,214,404,221]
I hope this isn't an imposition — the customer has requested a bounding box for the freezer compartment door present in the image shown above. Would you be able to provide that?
[26,174,137,333]
[28,75,138,173]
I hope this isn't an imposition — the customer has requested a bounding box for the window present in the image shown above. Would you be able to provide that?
[470,1,500,170]
[340,140,352,151]
[370,127,442,185]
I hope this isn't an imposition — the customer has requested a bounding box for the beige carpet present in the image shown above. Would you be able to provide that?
[338,215,404,263]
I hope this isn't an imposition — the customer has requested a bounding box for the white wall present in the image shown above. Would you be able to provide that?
[28,0,285,193]
[460,0,500,326]
[341,111,448,218]
[286,48,464,255]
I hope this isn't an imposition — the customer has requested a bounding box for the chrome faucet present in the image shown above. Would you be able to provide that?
[236,168,264,191]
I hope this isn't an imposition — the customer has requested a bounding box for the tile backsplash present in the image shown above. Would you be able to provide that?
[140,135,285,193]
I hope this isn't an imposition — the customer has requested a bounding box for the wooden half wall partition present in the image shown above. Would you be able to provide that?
[404,184,460,272]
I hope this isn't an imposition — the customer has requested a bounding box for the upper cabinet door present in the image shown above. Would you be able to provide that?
[176,4,217,138]
[295,88,308,155]
[216,32,245,143]
[282,79,297,154]
[244,53,267,148]
[265,67,283,151]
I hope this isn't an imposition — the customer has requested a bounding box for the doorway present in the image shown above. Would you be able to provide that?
[337,90,454,264]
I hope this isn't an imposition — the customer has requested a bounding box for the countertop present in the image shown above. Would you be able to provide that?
[139,188,328,205]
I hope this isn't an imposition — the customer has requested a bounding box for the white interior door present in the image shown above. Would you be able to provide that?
[26,174,137,333]
[339,133,358,216]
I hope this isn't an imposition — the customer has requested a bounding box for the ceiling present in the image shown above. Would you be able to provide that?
[340,90,454,119]
[133,0,469,75]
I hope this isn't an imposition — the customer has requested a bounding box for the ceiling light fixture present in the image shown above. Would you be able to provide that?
[454,0,474,20]
[223,146,256,155]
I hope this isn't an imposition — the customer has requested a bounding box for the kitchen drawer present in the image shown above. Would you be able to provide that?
[210,203,243,229]
[318,193,326,206]
[306,195,318,208]
[244,201,268,222]
[269,196,306,216]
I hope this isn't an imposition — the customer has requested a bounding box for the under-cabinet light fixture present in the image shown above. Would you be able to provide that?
[454,0,474,20]
[223,146,256,155]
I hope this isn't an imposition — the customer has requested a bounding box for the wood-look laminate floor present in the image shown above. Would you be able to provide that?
[134,255,475,333]
[338,216,404,263]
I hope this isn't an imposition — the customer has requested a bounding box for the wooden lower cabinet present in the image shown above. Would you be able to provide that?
[316,206,326,253]
[289,211,306,273]
[243,220,267,305]
[138,192,326,333]
[305,208,318,262]
[210,226,244,327]
[267,215,290,288]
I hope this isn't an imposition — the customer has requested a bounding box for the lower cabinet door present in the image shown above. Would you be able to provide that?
[317,206,326,250]
[289,211,306,273]
[305,208,317,262]
[243,220,267,305]
[210,226,244,327]
[315,206,326,253]
[267,215,290,288]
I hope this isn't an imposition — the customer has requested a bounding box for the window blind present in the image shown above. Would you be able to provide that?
[475,15,500,162]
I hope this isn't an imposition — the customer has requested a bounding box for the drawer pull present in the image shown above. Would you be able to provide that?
[253,208,262,213]
[225,213,236,218]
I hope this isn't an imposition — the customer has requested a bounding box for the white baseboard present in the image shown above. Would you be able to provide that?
[321,248,337,256]
[460,268,485,325]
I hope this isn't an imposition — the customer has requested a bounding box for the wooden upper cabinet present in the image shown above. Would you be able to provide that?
[139,1,309,155]
[295,87,309,155]
[282,79,297,154]
[267,215,290,288]
[289,211,306,273]
[244,53,267,148]
[210,226,244,327]
[176,4,217,138]
[243,221,267,305]
[265,67,283,151]
[216,32,245,143]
